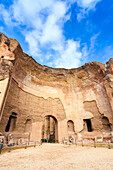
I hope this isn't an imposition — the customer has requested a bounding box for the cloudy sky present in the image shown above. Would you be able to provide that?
[0,0,113,68]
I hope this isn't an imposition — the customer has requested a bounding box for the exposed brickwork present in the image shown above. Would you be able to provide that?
[0,33,113,144]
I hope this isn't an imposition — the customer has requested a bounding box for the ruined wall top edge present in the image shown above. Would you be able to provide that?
[0,32,113,81]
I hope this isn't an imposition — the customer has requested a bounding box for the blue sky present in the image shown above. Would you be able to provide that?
[0,0,113,68]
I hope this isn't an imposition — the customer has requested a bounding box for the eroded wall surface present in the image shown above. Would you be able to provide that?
[0,33,19,120]
[0,33,113,143]
[0,78,9,115]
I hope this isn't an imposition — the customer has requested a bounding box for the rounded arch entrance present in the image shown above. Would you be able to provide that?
[42,115,58,143]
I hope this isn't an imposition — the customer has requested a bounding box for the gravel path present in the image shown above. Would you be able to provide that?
[0,143,113,170]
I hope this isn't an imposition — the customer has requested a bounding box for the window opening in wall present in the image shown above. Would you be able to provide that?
[5,112,17,132]
[84,119,92,132]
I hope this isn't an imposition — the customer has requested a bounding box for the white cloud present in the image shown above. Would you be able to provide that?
[77,0,101,8]
[0,0,99,68]
[24,30,41,57]
[40,15,62,44]
[76,0,101,21]
[11,0,54,26]
[11,0,83,68]
[83,33,100,62]
[0,4,13,26]
[90,33,100,50]
[11,0,67,51]
[54,40,82,68]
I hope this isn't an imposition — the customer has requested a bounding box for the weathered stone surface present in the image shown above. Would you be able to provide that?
[0,33,113,143]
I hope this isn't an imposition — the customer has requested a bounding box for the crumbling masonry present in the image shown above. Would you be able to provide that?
[0,33,113,144]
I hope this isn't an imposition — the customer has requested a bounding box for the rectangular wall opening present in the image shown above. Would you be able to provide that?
[84,119,93,132]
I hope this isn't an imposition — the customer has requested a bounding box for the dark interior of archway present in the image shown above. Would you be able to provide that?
[5,112,17,132]
[84,119,92,132]
[42,116,58,143]
[102,117,111,131]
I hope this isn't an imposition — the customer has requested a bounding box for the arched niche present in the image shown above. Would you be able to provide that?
[67,120,74,132]
[24,119,32,133]
[102,116,111,131]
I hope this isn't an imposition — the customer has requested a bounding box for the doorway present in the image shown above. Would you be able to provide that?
[42,115,58,143]
[83,119,92,132]
[5,112,17,132]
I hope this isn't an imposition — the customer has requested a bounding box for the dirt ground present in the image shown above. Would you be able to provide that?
[0,143,113,170]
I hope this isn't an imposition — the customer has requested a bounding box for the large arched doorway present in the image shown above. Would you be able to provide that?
[42,115,58,143]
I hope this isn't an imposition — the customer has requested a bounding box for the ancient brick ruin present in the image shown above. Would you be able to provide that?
[0,33,113,145]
